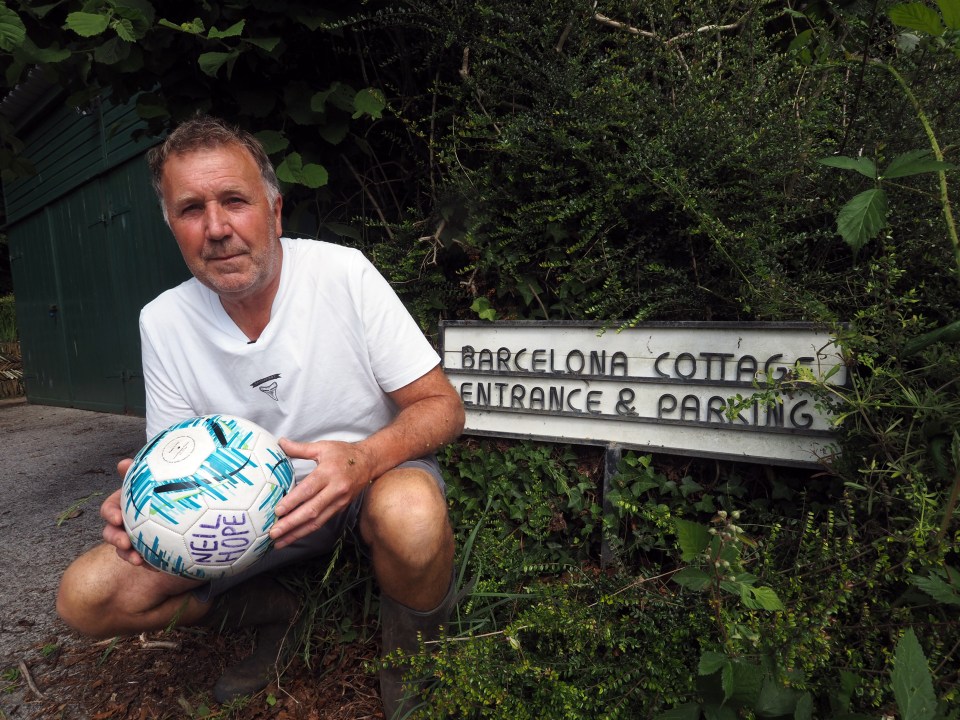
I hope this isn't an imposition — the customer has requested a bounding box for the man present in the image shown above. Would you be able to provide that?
[56,115,465,718]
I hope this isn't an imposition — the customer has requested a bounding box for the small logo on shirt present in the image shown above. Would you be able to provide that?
[251,374,281,402]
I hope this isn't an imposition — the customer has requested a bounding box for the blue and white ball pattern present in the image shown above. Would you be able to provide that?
[121,414,295,580]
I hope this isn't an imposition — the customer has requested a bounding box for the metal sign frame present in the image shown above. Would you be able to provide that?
[439,320,847,468]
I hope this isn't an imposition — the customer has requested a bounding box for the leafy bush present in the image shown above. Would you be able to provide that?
[410,3,960,714]
[443,440,602,566]
[417,571,708,720]
[430,440,960,719]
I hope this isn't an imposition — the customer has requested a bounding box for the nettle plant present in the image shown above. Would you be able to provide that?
[659,509,958,720]
[818,148,955,255]
[672,511,784,623]
[659,511,800,720]
[655,627,957,720]
[818,0,959,283]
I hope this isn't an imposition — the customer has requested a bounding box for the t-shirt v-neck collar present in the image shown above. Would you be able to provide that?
[202,240,290,344]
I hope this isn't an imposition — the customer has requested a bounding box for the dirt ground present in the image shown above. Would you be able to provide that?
[0,401,383,720]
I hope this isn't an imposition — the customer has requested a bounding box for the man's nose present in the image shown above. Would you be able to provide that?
[203,203,231,239]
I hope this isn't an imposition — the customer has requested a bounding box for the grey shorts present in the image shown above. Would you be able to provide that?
[194,455,445,601]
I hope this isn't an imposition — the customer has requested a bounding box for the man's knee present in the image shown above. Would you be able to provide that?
[57,545,117,638]
[361,469,452,564]
[57,543,202,638]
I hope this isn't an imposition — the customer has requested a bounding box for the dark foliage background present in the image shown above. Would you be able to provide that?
[1,0,958,717]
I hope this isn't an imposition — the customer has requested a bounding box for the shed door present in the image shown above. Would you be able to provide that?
[6,98,190,415]
[49,181,127,411]
[8,211,72,405]
[11,158,187,414]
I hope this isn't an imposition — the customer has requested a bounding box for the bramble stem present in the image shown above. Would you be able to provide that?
[882,63,960,285]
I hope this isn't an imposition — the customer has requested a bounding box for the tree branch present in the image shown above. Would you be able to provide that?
[593,13,657,39]
[594,5,758,46]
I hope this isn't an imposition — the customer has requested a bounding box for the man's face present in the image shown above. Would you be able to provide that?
[161,143,283,303]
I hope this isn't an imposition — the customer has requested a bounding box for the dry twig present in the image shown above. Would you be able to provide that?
[18,660,44,699]
[342,155,396,242]
[138,632,179,650]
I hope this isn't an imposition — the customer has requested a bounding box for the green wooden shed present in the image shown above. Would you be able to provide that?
[1,84,189,414]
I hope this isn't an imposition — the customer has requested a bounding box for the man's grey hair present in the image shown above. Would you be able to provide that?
[146,114,281,222]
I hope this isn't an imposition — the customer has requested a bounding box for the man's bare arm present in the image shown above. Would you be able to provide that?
[270,365,464,547]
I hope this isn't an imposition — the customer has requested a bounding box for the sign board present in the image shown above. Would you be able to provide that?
[439,321,847,467]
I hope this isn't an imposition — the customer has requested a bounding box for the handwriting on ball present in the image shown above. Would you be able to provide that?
[188,513,253,564]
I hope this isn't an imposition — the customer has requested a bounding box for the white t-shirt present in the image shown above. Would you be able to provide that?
[140,238,440,480]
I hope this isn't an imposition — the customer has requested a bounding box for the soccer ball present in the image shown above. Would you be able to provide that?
[121,414,295,580]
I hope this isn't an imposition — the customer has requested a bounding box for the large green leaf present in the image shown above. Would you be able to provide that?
[754,586,784,611]
[889,3,946,35]
[902,321,960,356]
[755,677,801,717]
[65,11,110,37]
[787,28,813,54]
[909,567,960,606]
[208,20,245,39]
[135,94,169,120]
[12,34,68,64]
[742,585,784,611]
[298,163,329,189]
[245,36,280,53]
[95,36,131,64]
[836,188,888,252]
[674,518,711,561]
[294,12,336,31]
[673,567,712,591]
[699,652,729,676]
[26,3,60,19]
[938,0,960,29]
[324,222,362,240]
[311,82,356,113]
[276,152,329,189]
[113,0,154,30]
[818,155,877,179]
[254,130,289,154]
[726,660,764,705]
[0,149,36,182]
[24,40,70,63]
[353,87,386,119]
[794,692,814,720]
[110,18,136,42]
[0,5,26,51]
[198,50,238,77]
[882,149,956,179]
[318,121,349,146]
[702,706,737,720]
[892,629,937,720]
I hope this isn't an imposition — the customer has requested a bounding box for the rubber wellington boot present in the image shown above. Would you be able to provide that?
[198,577,301,704]
[379,576,458,720]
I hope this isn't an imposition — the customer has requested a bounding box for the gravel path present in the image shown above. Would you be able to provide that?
[0,400,146,716]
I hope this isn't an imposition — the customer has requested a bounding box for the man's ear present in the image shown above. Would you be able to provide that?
[273,195,283,236]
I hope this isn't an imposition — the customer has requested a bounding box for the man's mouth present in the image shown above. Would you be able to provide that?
[206,251,245,262]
